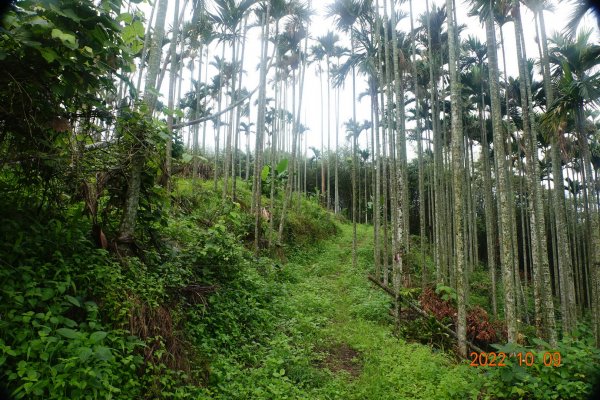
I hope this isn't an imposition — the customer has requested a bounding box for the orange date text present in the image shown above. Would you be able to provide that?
[469,351,561,367]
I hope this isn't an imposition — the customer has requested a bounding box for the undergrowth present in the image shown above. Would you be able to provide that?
[0,178,339,399]
[2,179,597,399]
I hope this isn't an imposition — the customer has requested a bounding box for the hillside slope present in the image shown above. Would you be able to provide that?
[203,222,482,399]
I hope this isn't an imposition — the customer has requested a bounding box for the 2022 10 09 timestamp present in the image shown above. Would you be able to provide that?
[469,351,562,367]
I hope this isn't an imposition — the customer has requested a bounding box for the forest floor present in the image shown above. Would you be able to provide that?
[223,222,482,399]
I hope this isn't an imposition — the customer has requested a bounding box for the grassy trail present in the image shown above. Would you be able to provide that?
[278,223,481,400]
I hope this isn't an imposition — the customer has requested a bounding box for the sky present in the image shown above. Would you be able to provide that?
[142,0,599,160]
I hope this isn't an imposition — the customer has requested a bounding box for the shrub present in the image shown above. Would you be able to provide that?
[482,326,600,399]
[0,211,144,399]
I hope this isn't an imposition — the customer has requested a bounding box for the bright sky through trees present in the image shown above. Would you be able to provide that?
[143,0,599,157]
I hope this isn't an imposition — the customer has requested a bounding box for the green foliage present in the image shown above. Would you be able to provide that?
[482,326,600,399]
[0,208,144,399]
[399,314,455,351]
[260,158,289,195]
[0,0,138,198]
[283,196,338,245]
[469,267,494,313]
[435,284,458,303]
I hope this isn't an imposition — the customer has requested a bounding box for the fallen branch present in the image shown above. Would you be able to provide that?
[172,86,259,129]
[367,275,484,354]
[173,46,279,130]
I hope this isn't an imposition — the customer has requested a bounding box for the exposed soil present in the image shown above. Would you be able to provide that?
[316,343,362,378]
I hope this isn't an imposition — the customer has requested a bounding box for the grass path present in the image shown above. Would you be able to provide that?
[279,223,482,400]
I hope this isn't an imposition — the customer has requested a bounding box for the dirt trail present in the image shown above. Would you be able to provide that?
[285,223,479,399]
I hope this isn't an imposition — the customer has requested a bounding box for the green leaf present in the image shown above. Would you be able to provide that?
[132,20,144,37]
[56,328,80,339]
[261,165,270,181]
[77,347,93,361]
[62,318,78,328]
[46,3,81,22]
[65,295,81,307]
[27,16,52,27]
[38,47,58,63]
[61,8,82,23]
[40,288,55,301]
[276,159,288,174]
[122,21,144,43]
[82,46,93,56]
[51,28,78,50]
[89,331,107,344]
[531,337,551,349]
[117,13,133,23]
[94,346,113,361]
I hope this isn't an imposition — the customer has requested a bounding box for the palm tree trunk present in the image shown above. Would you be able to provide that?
[513,1,557,340]
[279,44,308,243]
[480,89,498,317]
[214,45,226,191]
[335,67,340,215]
[485,3,517,344]
[409,0,426,285]
[327,56,332,211]
[320,63,326,204]
[202,47,209,154]
[136,0,157,94]
[384,0,399,293]
[233,17,249,200]
[268,56,280,249]
[446,0,467,357]
[373,0,383,281]
[425,0,442,283]
[223,37,238,202]
[537,8,564,345]
[381,82,389,286]
[351,27,358,269]
[253,5,270,253]
[165,0,180,194]
[245,130,250,181]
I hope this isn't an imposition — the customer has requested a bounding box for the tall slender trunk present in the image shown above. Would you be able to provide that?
[485,3,517,343]
[279,38,308,243]
[253,6,270,253]
[351,28,358,269]
[425,0,443,283]
[381,84,389,286]
[165,0,180,194]
[384,0,399,294]
[214,45,226,191]
[480,87,498,317]
[245,131,250,181]
[335,62,340,215]
[320,62,326,204]
[202,47,209,154]
[447,0,467,357]
[233,17,249,200]
[537,8,563,345]
[327,56,332,211]
[409,0,426,285]
[136,0,157,94]
[513,1,557,340]
[192,39,204,188]
[373,0,383,281]
[268,34,280,248]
